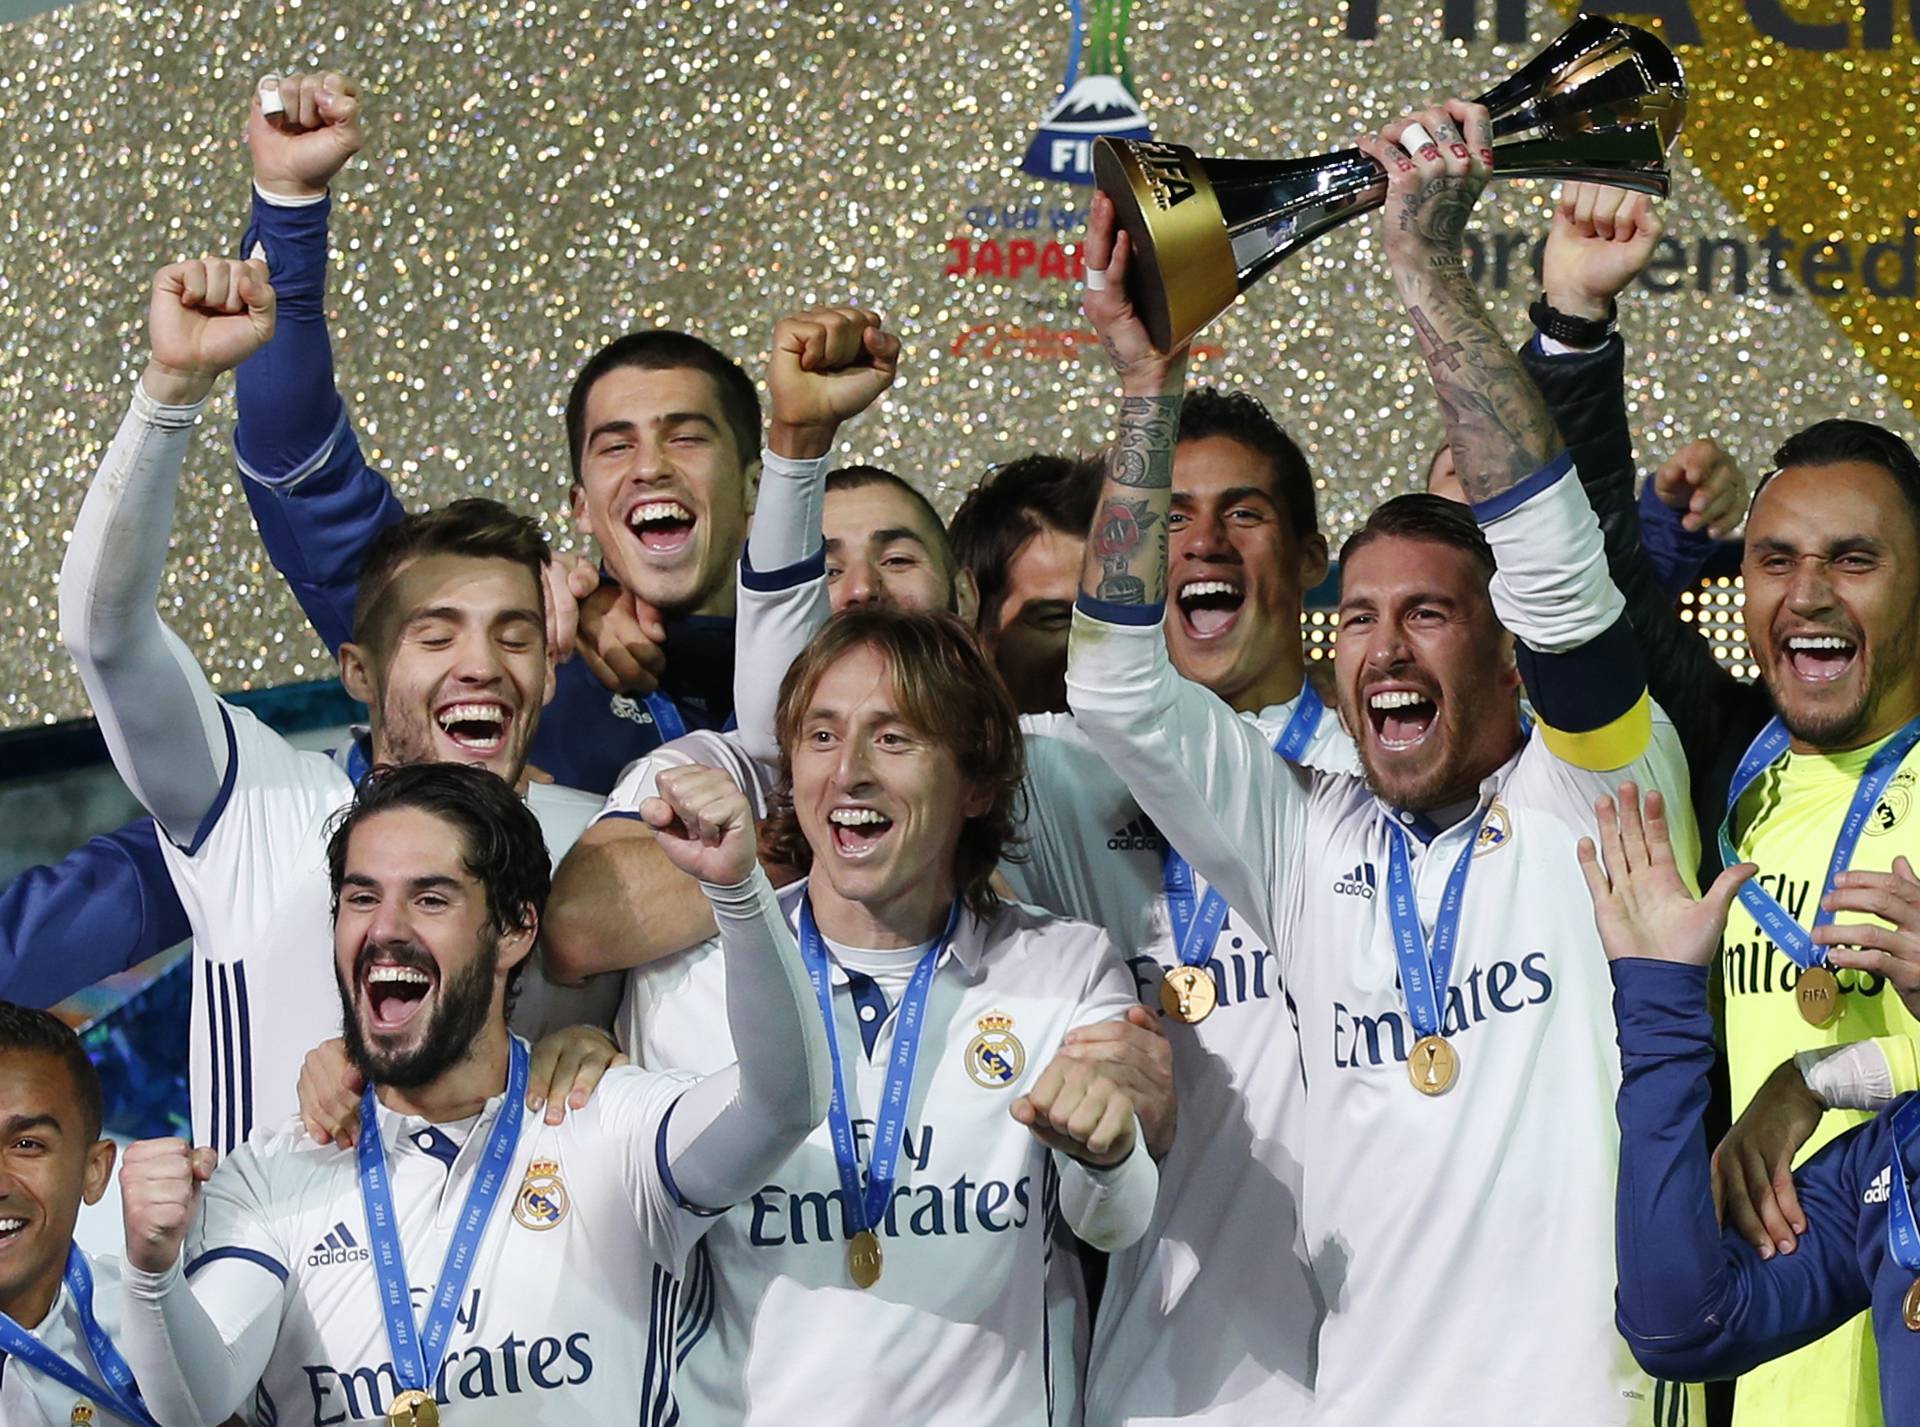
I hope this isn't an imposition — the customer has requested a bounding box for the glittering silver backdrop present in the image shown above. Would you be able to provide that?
[3,1,1915,726]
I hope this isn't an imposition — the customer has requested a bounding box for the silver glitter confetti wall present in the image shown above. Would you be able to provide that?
[3,1,1915,727]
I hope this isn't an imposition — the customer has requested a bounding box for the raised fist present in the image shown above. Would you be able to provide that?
[143,258,277,404]
[642,763,759,886]
[251,71,365,200]
[1543,181,1663,322]
[766,307,901,459]
[120,1137,219,1275]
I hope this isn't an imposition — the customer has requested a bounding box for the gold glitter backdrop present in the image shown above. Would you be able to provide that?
[1,0,1915,727]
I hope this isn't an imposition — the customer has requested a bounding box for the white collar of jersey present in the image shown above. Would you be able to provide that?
[1374,741,1524,845]
[785,876,989,976]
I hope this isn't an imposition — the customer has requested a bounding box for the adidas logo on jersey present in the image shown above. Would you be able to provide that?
[1333,862,1378,899]
[1865,1164,1892,1206]
[308,1220,371,1267]
[1107,816,1164,852]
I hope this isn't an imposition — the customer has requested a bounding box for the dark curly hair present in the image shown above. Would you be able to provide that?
[760,606,1025,921]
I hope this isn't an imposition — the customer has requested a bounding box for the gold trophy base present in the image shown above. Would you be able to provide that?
[1093,139,1239,354]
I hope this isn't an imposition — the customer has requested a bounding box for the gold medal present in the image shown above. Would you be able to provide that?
[69,1407,94,1427]
[1159,965,1217,1024]
[848,1229,884,1289]
[389,1388,440,1427]
[1408,1034,1459,1096]
[1904,1278,1920,1333]
[1795,965,1843,1027]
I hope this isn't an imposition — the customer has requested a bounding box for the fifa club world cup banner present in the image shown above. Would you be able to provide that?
[0,0,1916,726]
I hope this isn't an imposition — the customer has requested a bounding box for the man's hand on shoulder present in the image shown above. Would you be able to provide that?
[251,71,364,200]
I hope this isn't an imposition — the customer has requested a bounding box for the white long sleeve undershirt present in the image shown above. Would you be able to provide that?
[58,388,232,847]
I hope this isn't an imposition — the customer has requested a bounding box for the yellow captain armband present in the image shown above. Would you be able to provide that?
[1534,689,1653,772]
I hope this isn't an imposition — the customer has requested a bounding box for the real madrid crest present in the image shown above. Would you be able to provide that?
[1868,770,1914,836]
[513,1157,570,1231]
[965,1011,1026,1090]
[70,1406,95,1427]
[1475,801,1513,853]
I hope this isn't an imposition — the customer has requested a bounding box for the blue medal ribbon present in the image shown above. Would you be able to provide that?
[1160,684,1323,969]
[356,1036,529,1398]
[1384,812,1487,1039]
[1888,1097,1920,1274]
[0,1246,158,1427]
[798,897,960,1245]
[1717,714,1920,973]
[644,692,688,743]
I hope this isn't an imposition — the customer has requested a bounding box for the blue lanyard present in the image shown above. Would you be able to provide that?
[798,897,958,1239]
[1160,684,1323,969]
[0,1247,157,1427]
[1888,1097,1920,1272]
[356,1037,529,1397]
[1717,715,1920,971]
[1384,813,1486,1038]
[644,692,688,743]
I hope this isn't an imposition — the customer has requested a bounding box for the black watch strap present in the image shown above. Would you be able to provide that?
[1528,294,1617,346]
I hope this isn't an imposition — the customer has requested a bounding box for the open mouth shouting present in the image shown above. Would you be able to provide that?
[1779,630,1859,685]
[435,699,511,758]
[1367,686,1439,752]
[627,498,697,558]
[359,954,439,1038]
[1176,577,1246,641]
[827,805,894,860]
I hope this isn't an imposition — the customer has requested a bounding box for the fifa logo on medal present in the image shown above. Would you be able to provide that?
[965,1012,1026,1089]
[513,1158,570,1231]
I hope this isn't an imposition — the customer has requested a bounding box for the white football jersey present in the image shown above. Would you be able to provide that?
[621,879,1138,1426]
[183,1059,709,1423]
[156,705,607,1155]
[1068,605,1701,1427]
[1008,697,1356,1427]
[0,1251,145,1427]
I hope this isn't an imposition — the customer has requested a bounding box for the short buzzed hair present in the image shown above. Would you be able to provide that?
[564,330,760,486]
[351,499,550,652]
[826,465,956,570]
[1766,420,1920,539]
[0,1002,105,1141]
[1177,386,1319,538]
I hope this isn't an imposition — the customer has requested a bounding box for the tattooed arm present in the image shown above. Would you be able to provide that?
[1077,191,1187,608]
[1356,101,1563,502]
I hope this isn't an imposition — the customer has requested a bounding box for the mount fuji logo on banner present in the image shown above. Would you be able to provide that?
[1021,0,1152,184]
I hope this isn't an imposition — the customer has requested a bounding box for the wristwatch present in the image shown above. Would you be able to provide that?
[1527,294,1617,346]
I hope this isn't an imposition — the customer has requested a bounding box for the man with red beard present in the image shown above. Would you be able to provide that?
[1066,99,1699,1425]
[59,257,610,1158]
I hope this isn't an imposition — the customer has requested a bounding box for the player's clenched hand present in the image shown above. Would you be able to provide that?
[251,71,365,200]
[1011,1054,1139,1168]
[541,551,600,666]
[1082,190,1186,393]
[766,307,902,460]
[144,258,277,405]
[296,1037,364,1148]
[121,1138,219,1275]
[528,1024,628,1125]
[1710,1057,1820,1260]
[1815,857,1920,1020]
[1652,437,1749,539]
[1059,1006,1176,1159]
[1578,782,1755,965]
[1543,181,1663,322]
[642,764,758,886]
[575,583,668,694]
